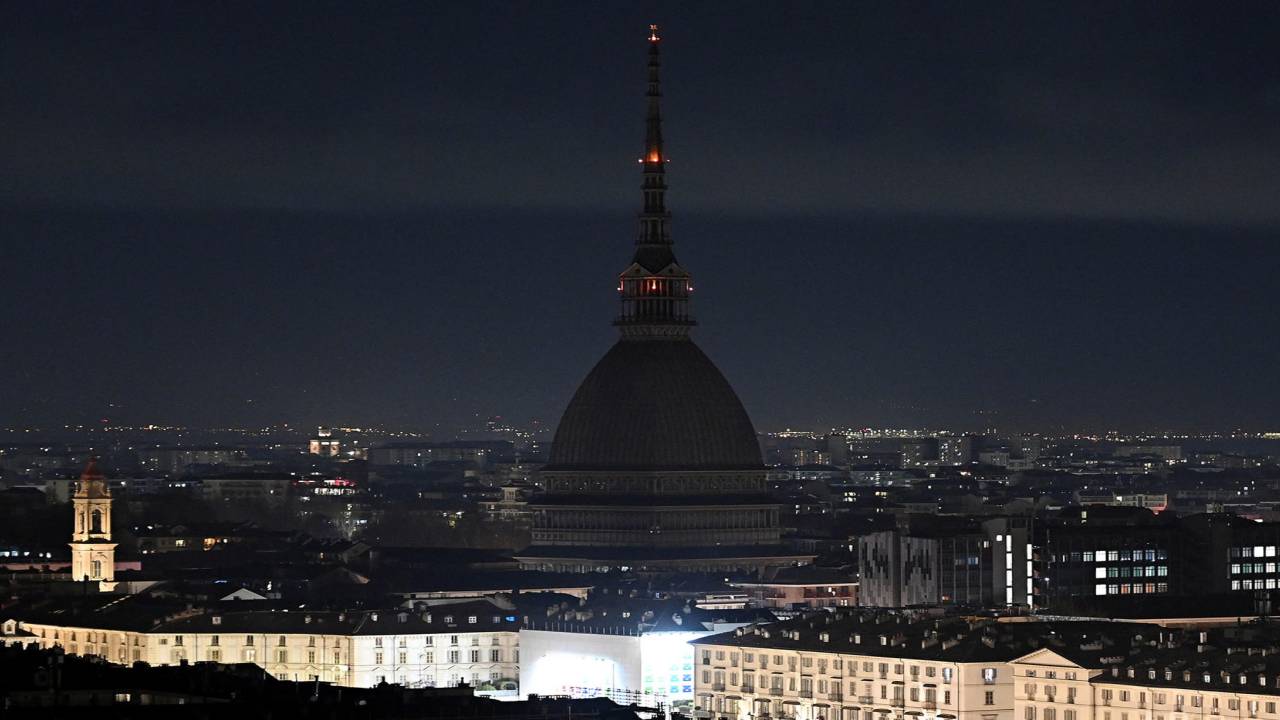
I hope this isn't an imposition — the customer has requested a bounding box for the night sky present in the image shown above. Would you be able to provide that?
[4,2,1279,434]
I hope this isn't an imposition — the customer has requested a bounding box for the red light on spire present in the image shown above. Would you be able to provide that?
[649,24,660,42]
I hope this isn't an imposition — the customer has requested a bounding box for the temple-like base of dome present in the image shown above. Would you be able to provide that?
[513,545,815,576]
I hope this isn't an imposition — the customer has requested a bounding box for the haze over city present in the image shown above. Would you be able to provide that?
[5,2,1280,434]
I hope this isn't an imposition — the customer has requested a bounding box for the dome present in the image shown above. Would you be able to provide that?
[546,338,763,470]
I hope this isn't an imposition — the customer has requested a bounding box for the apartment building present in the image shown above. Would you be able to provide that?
[689,613,1110,720]
[1012,625,1280,720]
[2,597,519,691]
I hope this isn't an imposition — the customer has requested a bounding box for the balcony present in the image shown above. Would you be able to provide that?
[713,684,726,692]
[891,698,905,708]
[830,693,844,703]
[769,688,784,697]
[801,690,814,699]
[924,701,937,711]
[743,686,757,695]
[859,696,874,705]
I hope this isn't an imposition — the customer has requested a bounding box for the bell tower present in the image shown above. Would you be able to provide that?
[69,457,117,592]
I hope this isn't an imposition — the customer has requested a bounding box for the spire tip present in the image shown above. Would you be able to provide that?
[649,24,660,43]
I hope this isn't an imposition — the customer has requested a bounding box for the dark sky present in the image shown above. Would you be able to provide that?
[3,2,1279,434]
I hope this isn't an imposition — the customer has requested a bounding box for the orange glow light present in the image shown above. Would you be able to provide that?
[647,151,660,163]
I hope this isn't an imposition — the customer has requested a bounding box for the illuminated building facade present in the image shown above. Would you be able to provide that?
[519,597,771,709]
[68,458,117,592]
[5,599,519,691]
[858,518,1032,609]
[309,427,341,456]
[690,613,1071,720]
[1011,625,1280,720]
[518,26,807,574]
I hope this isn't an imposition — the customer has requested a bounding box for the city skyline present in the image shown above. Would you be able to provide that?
[5,3,1280,432]
[7,7,1280,711]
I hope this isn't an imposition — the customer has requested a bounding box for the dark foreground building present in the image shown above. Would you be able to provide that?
[0,643,657,720]
[517,28,808,574]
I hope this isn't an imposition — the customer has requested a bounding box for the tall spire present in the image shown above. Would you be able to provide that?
[637,24,670,251]
[616,24,694,338]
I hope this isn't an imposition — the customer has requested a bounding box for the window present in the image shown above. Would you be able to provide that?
[468,616,477,624]
[245,636,254,646]
[470,650,480,662]
[448,650,459,663]
[490,649,500,662]
[983,668,998,684]
[277,650,288,663]
[425,652,434,663]
[399,652,407,664]
[174,636,184,646]
[375,652,384,664]
[308,651,316,663]
[985,692,995,706]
